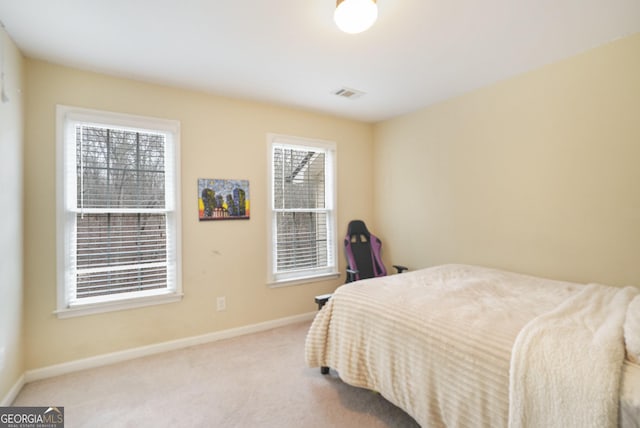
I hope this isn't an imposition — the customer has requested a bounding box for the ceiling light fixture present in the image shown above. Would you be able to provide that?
[334,0,378,34]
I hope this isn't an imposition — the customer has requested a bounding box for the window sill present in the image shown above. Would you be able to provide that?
[55,291,183,319]
[267,271,340,288]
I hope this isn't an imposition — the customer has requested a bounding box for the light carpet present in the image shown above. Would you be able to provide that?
[13,321,419,427]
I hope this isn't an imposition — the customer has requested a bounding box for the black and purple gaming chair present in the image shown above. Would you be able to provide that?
[344,220,387,282]
[314,220,407,311]
[344,220,407,283]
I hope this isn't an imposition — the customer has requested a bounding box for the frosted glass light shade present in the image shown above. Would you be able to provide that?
[334,0,378,34]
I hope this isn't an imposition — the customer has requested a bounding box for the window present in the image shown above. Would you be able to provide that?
[267,134,338,285]
[56,106,181,317]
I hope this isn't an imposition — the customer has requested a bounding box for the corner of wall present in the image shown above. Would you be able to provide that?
[0,26,26,405]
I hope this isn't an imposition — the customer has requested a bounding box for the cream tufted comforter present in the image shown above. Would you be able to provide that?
[305,264,639,428]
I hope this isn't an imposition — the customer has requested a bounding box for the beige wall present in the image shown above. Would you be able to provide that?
[374,33,640,287]
[0,28,24,401]
[23,60,373,370]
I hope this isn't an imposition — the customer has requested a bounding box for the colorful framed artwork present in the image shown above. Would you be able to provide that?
[198,178,250,221]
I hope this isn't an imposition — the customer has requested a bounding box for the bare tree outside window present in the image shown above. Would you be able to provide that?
[75,126,168,298]
[57,106,180,317]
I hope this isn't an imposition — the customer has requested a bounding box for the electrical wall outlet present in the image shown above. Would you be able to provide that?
[0,347,5,371]
[216,296,226,312]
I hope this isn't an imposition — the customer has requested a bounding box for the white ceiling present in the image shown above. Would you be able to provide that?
[1,0,639,122]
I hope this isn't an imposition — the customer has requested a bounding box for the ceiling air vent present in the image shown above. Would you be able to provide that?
[333,87,365,100]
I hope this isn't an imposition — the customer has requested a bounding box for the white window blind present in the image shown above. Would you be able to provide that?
[57,106,181,317]
[268,135,337,284]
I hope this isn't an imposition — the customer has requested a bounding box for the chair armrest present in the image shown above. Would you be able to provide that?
[346,268,358,283]
[392,265,408,273]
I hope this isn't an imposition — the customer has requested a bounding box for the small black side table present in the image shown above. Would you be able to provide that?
[314,293,332,310]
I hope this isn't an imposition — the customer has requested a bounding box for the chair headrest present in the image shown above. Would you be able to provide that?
[347,220,370,237]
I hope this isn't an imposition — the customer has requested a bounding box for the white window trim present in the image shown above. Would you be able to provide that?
[266,133,339,287]
[56,105,182,318]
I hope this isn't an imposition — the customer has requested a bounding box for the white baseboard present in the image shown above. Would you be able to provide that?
[24,311,316,383]
[1,374,25,406]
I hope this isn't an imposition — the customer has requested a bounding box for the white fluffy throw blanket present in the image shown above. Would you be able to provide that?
[509,284,640,428]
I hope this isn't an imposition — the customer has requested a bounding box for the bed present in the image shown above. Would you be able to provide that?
[305,264,640,428]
